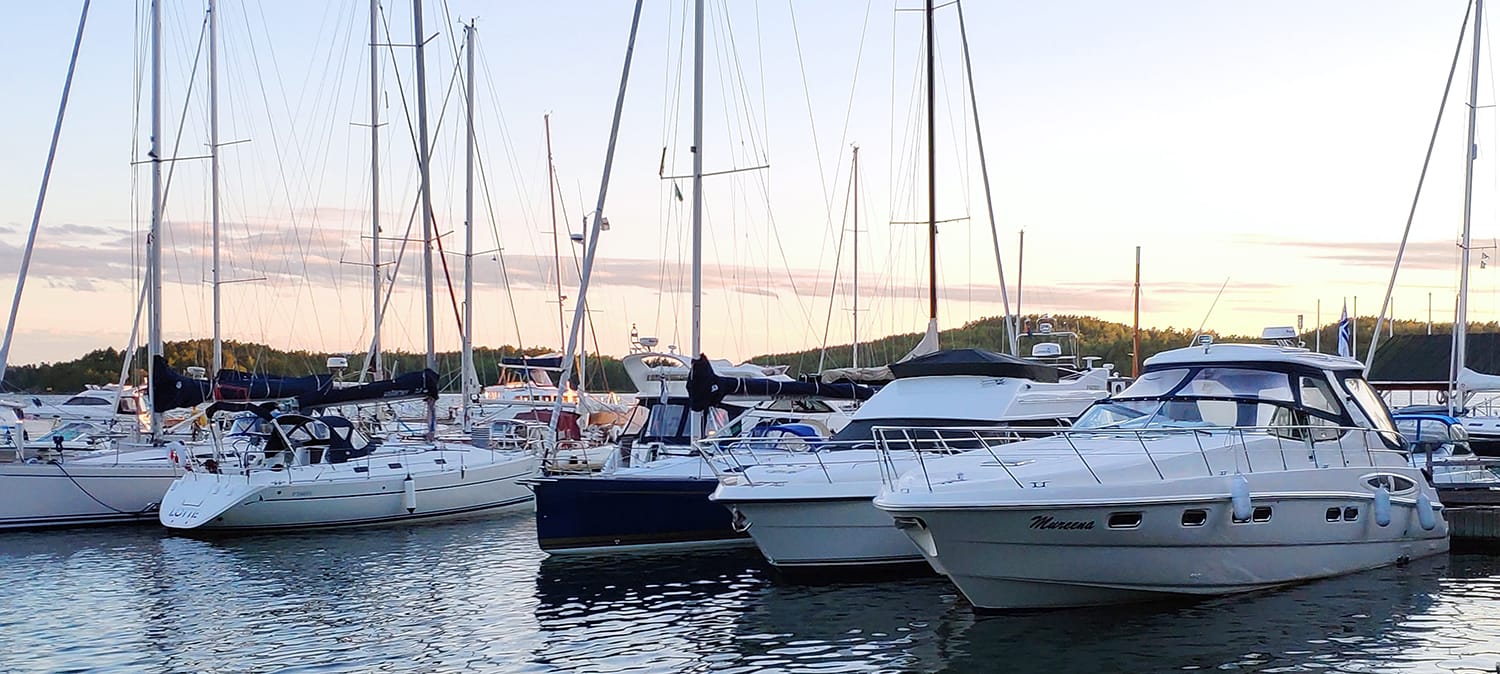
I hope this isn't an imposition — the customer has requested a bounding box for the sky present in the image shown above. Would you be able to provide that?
[0,0,1494,370]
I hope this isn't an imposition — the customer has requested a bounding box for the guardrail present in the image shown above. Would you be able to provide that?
[870,424,1411,493]
[696,426,1067,487]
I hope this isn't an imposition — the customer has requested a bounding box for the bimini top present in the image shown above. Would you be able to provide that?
[1144,343,1363,373]
[888,348,1061,383]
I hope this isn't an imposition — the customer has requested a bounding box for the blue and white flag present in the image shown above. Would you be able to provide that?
[1337,301,1352,357]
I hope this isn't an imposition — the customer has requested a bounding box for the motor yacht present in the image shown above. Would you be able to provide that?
[708,348,1110,570]
[1394,412,1500,485]
[873,339,1449,610]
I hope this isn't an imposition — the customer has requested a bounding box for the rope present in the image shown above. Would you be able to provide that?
[49,460,159,516]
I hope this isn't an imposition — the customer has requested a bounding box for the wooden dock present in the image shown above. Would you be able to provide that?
[1438,487,1500,542]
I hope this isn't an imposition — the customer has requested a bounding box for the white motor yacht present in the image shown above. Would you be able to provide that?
[159,406,537,532]
[21,385,150,437]
[873,339,1449,610]
[708,348,1110,570]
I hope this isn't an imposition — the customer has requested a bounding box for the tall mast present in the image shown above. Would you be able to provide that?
[1453,0,1483,415]
[956,0,1019,356]
[148,0,164,443]
[925,0,937,326]
[0,1,91,387]
[209,0,222,377]
[546,114,565,352]
[412,0,437,439]
[461,20,476,434]
[851,145,860,368]
[690,0,704,439]
[368,0,383,381]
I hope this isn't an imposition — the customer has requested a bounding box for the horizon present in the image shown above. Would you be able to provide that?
[2,1,1494,369]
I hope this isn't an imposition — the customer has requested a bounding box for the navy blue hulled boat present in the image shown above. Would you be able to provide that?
[529,352,868,553]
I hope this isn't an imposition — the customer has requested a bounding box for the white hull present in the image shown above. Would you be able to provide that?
[161,450,538,531]
[732,498,922,568]
[883,489,1449,609]
[0,460,180,529]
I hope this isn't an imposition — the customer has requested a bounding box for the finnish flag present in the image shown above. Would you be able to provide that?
[1337,301,1353,357]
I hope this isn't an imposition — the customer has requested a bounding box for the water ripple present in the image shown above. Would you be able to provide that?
[1,514,1499,672]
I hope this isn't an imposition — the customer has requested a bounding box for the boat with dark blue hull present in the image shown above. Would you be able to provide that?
[528,351,864,554]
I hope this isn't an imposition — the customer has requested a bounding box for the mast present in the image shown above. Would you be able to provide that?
[209,0,222,377]
[547,0,646,442]
[852,145,860,368]
[925,0,938,328]
[1133,246,1141,379]
[1453,0,1482,415]
[956,0,1019,356]
[546,114,565,352]
[0,1,91,387]
[412,0,437,439]
[368,0,383,381]
[148,0,164,443]
[690,0,704,439]
[461,20,476,434]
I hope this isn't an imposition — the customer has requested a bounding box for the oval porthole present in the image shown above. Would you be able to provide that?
[1108,511,1142,529]
[1252,506,1272,523]
[1362,473,1417,494]
[1181,509,1208,527]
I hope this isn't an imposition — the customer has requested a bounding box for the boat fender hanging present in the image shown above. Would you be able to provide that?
[1374,486,1392,527]
[402,475,417,513]
[1416,493,1437,531]
[1230,474,1252,522]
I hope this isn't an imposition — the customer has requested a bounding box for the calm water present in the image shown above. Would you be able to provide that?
[2,513,1499,673]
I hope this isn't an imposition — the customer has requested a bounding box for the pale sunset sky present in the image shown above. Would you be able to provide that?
[0,1,1494,368]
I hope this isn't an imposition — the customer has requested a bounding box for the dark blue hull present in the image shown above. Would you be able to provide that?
[529,475,747,552]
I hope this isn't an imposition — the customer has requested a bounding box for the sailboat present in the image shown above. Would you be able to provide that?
[157,8,537,532]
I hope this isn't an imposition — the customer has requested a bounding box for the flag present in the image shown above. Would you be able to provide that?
[1337,301,1352,357]
[673,183,684,202]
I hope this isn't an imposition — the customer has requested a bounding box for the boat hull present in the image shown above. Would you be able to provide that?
[0,461,179,529]
[714,488,923,568]
[531,474,749,553]
[160,453,537,531]
[880,493,1449,610]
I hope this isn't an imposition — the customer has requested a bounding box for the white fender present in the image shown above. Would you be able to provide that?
[1374,486,1391,527]
[1230,474,1252,522]
[1416,493,1437,531]
[402,475,417,513]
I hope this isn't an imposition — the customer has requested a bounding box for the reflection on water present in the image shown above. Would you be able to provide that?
[1,513,1498,673]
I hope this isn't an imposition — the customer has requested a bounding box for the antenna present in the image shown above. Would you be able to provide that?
[1188,277,1231,346]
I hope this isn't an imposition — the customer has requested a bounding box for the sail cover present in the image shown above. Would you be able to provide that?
[295,369,439,409]
[688,354,875,412]
[887,348,1062,383]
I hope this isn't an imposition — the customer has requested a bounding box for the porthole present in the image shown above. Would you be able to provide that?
[1108,512,1142,529]
[1326,507,1341,522]
[1181,509,1208,527]
[1343,507,1359,522]
[1252,506,1272,523]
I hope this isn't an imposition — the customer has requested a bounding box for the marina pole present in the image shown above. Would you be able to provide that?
[1316,299,1321,352]
[0,0,90,388]
[547,114,565,351]
[412,0,438,440]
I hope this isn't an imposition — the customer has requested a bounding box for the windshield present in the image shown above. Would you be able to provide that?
[1343,376,1398,438]
[1078,366,1334,431]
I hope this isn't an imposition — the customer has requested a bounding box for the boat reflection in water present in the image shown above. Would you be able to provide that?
[3,516,1499,672]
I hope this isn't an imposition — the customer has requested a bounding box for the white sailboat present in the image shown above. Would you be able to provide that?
[158,10,537,532]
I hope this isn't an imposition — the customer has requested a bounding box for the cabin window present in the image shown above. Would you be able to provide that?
[1108,512,1142,529]
[117,398,140,414]
[1298,376,1340,416]
[1364,474,1416,494]
[1181,509,1208,527]
[1178,368,1293,401]
[388,462,402,469]
[1326,507,1342,522]
[1343,507,1359,522]
[1252,506,1272,523]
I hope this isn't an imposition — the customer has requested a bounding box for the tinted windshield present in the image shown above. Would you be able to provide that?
[1080,365,1340,431]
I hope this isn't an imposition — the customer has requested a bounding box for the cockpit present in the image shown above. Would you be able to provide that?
[1074,364,1396,445]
